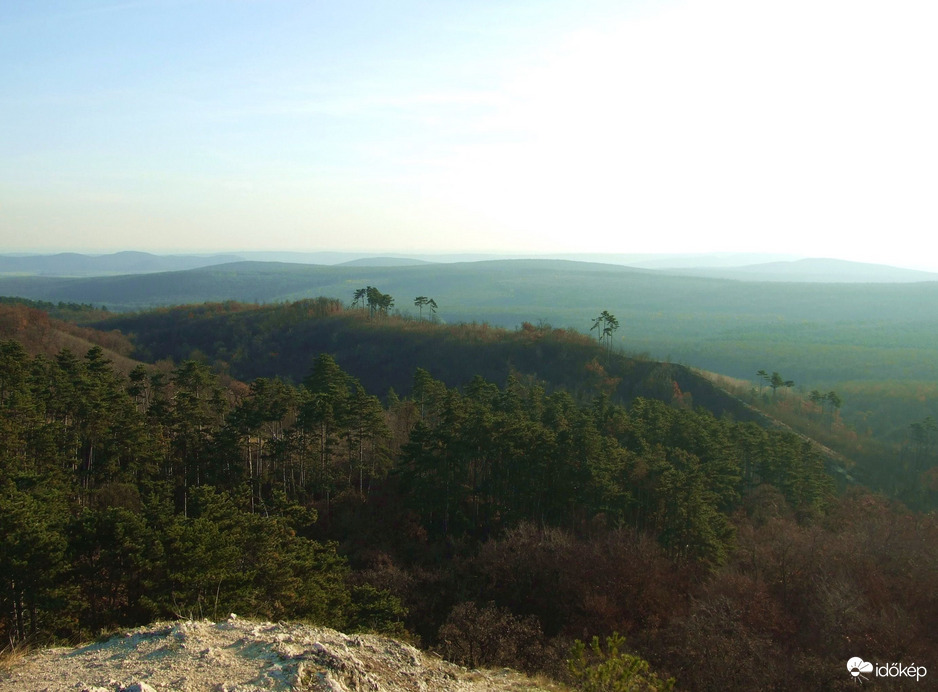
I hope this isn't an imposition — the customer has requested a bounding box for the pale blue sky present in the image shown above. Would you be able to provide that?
[2,0,937,269]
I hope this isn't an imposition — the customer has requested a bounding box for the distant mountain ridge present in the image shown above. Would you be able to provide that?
[2,257,936,318]
[6,251,933,282]
[0,251,242,276]
[664,257,938,283]
[337,256,435,267]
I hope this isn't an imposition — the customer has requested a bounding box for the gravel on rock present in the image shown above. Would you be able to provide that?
[0,616,558,692]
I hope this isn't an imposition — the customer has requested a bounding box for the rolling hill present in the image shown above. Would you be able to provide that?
[0,251,243,277]
[94,299,762,427]
[0,301,141,373]
[3,258,937,391]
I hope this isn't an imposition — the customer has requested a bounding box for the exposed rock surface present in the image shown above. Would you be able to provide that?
[0,616,559,692]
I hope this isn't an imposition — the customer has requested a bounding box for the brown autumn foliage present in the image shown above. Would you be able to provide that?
[0,304,135,366]
[436,601,548,673]
[345,485,937,690]
[456,523,691,640]
[657,489,938,690]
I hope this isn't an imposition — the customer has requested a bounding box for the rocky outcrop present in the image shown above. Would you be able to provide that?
[0,616,559,692]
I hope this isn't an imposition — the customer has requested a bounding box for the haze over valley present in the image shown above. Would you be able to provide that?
[3,1,938,689]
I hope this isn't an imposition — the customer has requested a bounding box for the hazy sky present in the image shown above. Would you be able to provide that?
[2,0,937,268]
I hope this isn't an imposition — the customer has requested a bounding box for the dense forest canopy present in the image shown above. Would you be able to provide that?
[84,297,938,512]
[2,304,936,689]
[4,256,938,461]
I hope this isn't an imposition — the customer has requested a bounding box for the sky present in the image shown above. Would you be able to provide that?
[2,0,937,269]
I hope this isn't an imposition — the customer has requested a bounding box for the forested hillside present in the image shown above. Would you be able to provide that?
[96,298,938,512]
[6,257,938,451]
[0,301,133,368]
[95,298,758,423]
[2,302,937,689]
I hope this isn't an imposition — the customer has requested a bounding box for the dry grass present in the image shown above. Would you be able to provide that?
[461,669,573,692]
[0,641,30,675]
[512,674,573,691]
